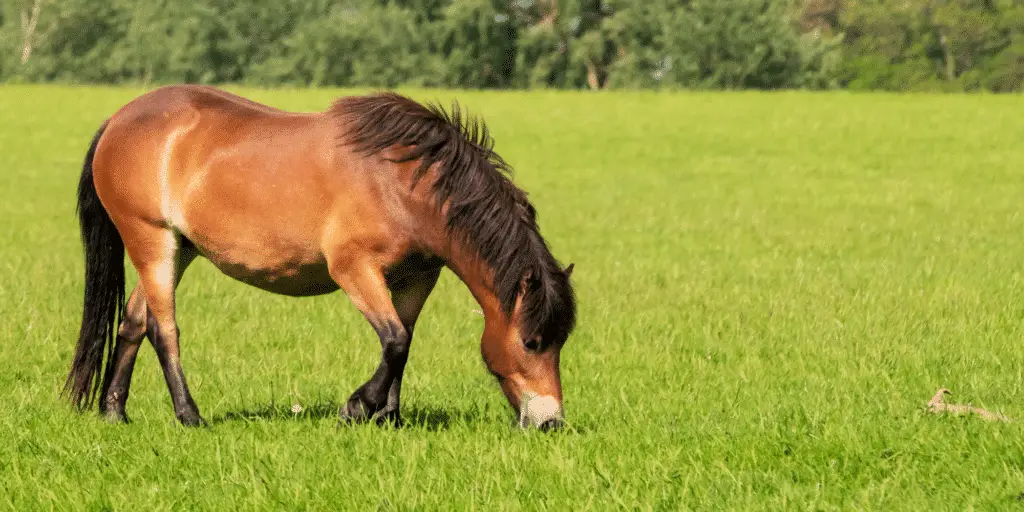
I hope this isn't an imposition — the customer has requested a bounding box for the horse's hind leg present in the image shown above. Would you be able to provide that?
[99,285,148,423]
[119,222,202,426]
[99,239,196,423]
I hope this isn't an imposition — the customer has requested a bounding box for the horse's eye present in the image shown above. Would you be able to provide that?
[524,337,542,351]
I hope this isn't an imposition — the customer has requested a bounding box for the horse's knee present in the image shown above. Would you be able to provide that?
[376,320,409,362]
[145,310,180,346]
[117,314,146,341]
[118,287,148,341]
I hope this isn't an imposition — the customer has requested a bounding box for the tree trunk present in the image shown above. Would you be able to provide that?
[939,30,955,81]
[586,60,600,90]
[20,0,44,65]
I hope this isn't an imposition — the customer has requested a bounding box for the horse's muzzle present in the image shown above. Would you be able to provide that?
[538,418,564,432]
[518,394,563,430]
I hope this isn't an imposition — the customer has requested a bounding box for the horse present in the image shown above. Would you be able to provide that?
[62,85,577,430]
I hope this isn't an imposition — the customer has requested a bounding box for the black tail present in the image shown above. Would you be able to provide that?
[62,121,125,411]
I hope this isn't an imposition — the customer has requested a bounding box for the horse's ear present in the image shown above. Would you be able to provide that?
[519,270,535,296]
[564,263,574,278]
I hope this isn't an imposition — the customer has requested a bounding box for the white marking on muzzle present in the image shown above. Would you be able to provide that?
[518,393,563,428]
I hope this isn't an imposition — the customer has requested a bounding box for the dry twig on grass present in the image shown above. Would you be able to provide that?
[927,388,1012,423]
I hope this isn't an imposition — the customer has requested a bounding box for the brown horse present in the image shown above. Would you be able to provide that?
[62,85,576,430]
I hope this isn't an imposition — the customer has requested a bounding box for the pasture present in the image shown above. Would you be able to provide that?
[2,85,1024,510]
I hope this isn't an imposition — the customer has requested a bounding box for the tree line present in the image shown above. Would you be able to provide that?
[1,0,1022,92]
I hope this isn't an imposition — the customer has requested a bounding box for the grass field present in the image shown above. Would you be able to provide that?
[2,85,1024,510]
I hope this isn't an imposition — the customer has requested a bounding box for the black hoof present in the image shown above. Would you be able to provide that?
[177,410,208,427]
[373,408,402,428]
[103,410,129,424]
[337,390,398,427]
[100,396,129,424]
[338,394,374,425]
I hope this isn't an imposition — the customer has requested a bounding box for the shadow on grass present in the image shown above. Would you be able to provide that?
[210,399,484,431]
[210,400,340,425]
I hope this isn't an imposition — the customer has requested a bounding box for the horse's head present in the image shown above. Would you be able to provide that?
[481,263,576,430]
[343,92,580,429]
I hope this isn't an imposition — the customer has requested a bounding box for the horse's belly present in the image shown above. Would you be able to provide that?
[190,240,339,297]
[216,261,339,297]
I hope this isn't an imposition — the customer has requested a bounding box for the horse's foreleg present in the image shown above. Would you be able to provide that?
[98,285,147,423]
[378,268,441,424]
[331,262,411,425]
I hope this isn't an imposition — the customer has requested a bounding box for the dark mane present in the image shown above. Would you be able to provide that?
[331,92,576,345]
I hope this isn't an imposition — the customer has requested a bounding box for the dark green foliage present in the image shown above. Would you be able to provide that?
[836,0,1024,91]
[439,0,518,88]
[599,0,841,90]
[0,0,1021,91]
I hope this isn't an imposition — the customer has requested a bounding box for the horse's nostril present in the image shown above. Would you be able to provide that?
[538,418,564,432]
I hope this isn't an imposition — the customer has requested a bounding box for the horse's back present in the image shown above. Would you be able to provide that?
[92,85,351,296]
[111,84,291,120]
[94,84,331,219]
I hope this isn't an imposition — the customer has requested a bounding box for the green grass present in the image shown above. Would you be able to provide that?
[2,84,1024,510]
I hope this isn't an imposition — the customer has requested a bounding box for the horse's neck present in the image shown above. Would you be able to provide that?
[392,161,510,326]
[439,235,506,326]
